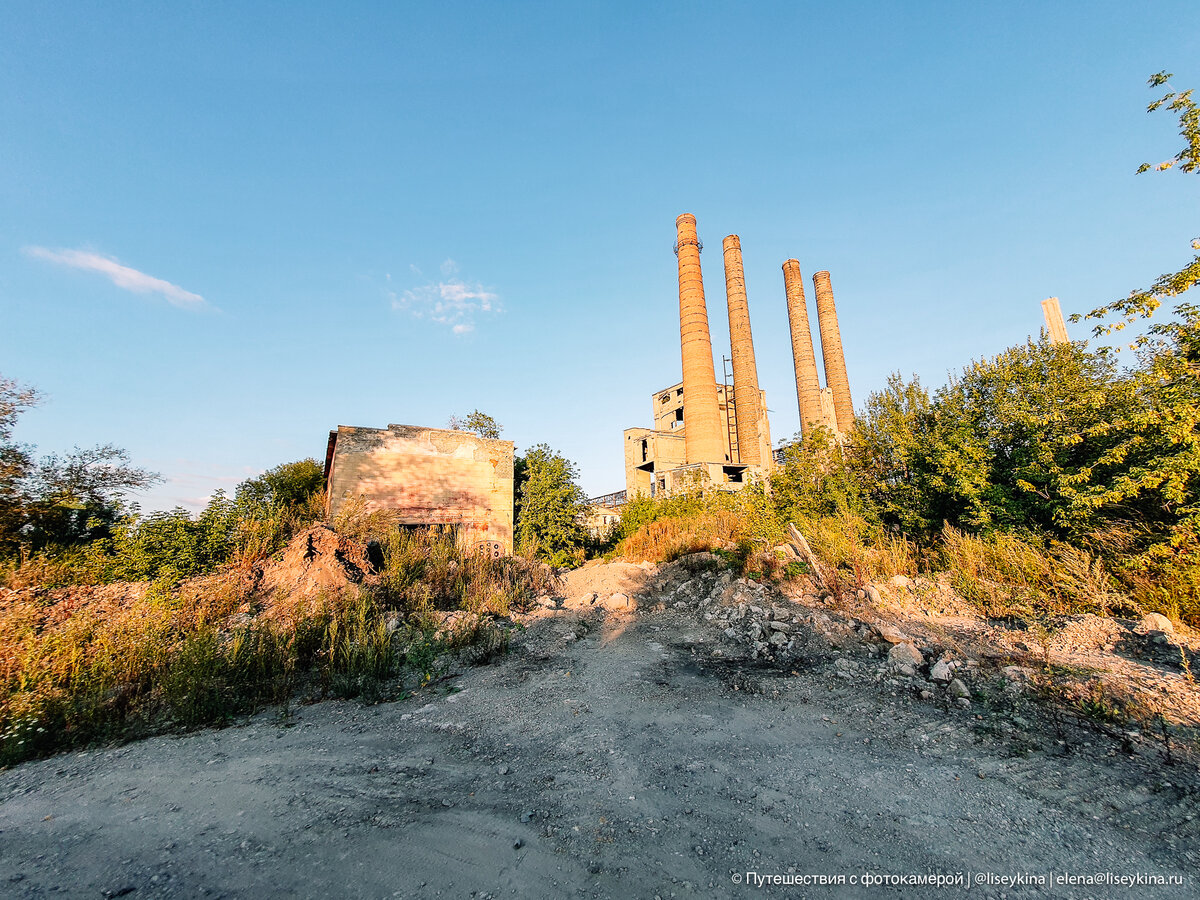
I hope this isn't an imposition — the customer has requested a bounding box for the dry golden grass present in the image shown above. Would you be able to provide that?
[0,525,549,766]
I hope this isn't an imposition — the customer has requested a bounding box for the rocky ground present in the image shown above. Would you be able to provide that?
[1,557,1197,898]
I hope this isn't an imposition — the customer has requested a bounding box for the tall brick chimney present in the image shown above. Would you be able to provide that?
[675,214,725,465]
[721,235,763,466]
[813,270,854,433]
[783,259,824,437]
[1041,297,1070,344]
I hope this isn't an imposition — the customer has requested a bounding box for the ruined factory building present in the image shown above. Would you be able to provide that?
[620,212,861,499]
[624,380,771,498]
[323,424,515,554]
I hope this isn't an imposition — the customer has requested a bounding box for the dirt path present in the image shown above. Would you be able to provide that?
[1,563,1197,898]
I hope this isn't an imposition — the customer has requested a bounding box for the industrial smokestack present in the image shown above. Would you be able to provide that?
[813,270,854,433]
[675,214,725,465]
[721,235,763,466]
[1041,297,1070,344]
[783,259,824,437]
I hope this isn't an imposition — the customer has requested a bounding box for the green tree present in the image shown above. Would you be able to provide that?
[1063,72,1200,567]
[448,410,502,440]
[922,340,1125,537]
[1082,72,1199,334]
[846,374,933,533]
[105,490,239,583]
[0,377,39,550]
[515,443,587,565]
[771,425,867,524]
[0,375,159,557]
[235,458,325,512]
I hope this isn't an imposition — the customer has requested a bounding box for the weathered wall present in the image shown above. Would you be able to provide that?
[325,424,514,552]
[624,426,686,498]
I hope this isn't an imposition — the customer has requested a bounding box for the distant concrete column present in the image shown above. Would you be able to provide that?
[722,235,763,466]
[1041,297,1070,344]
[675,214,725,465]
[813,270,854,433]
[783,259,824,438]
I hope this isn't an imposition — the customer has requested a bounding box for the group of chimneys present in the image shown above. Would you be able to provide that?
[673,213,854,469]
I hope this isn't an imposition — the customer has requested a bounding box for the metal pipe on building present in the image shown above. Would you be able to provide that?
[783,259,824,438]
[675,214,726,465]
[812,270,854,433]
[721,234,763,466]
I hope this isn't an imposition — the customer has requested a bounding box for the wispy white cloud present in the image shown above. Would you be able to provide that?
[386,266,500,335]
[24,246,208,310]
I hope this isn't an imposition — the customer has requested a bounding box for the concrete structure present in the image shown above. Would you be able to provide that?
[620,214,778,499]
[580,503,621,540]
[675,214,726,467]
[813,270,854,434]
[324,424,514,553]
[722,235,766,467]
[1042,297,1070,344]
[782,259,827,438]
[624,379,772,498]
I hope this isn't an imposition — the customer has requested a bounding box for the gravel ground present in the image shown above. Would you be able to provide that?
[1,561,1197,899]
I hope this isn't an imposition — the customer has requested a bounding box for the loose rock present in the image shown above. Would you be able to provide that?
[888,642,924,668]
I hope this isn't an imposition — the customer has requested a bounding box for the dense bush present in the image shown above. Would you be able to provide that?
[1,458,327,589]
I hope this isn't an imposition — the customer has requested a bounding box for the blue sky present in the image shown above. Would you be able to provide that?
[1,2,1196,508]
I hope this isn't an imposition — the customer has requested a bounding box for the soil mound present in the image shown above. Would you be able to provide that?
[256,525,377,607]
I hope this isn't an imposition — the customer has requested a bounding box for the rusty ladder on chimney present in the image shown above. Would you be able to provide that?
[722,355,739,465]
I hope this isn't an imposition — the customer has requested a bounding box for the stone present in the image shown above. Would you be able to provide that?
[768,632,789,647]
[865,585,883,605]
[887,642,923,668]
[1002,665,1032,681]
[610,593,629,607]
[579,592,597,605]
[773,543,799,560]
[876,624,909,645]
[898,664,916,678]
[1139,613,1174,634]
[929,658,954,684]
[947,678,970,699]
[954,697,971,709]
[889,574,912,588]
[767,620,792,634]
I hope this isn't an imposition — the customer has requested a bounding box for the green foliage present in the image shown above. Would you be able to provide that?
[4,455,327,588]
[0,375,161,559]
[448,409,502,440]
[772,426,868,524]
[1083,72,1199,333]
[515,443,588,566]
[99,491,240,583]
[847,374,933,532]
[235,458,324,512]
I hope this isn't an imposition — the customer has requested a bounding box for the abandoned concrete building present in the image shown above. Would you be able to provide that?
[323,424,515,554]
[623,214,857,498]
